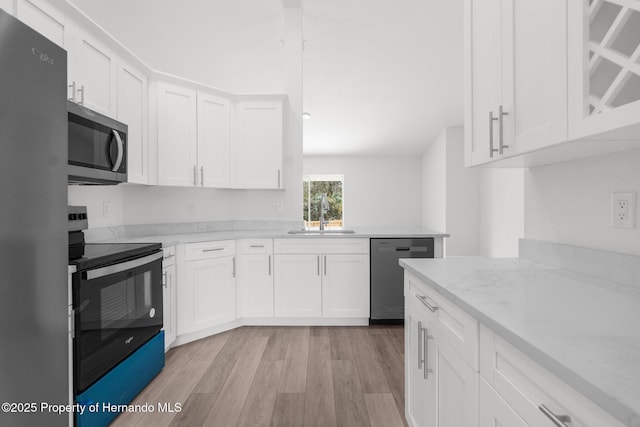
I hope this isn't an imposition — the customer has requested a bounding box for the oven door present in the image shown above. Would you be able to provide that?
[73,251,163,393]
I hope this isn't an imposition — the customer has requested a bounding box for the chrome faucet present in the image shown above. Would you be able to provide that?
[319,193,329,230]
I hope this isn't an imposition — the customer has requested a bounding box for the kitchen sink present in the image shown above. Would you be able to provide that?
[288,229,356,235]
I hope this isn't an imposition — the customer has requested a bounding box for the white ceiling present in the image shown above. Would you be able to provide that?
[70,0,464,156]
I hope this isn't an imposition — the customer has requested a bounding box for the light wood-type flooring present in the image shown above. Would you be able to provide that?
[111,326,406,427]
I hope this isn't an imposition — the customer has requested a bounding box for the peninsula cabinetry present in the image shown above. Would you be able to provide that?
[273,238,369,319]
[178,240,236,336]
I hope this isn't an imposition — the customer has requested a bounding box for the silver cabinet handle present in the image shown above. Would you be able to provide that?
[417,295,439,312]
[324,255,327,276]
[250,245,265,248]
[539,405,572,427]
[418,320,424,370]
[163,253,175,260]
[111,130,124,172]
[424,327,434,380]
[193,166,197,186]
[317,255,320,276]
[200,166,204,186]
[277,169,281,188]
[162,271,168,288]
[489,110,499,158]
[68,81,76,101]
[77,85,85,105]
[232,256,236,278]
[498,105,509,155]
[268,255,272,276]
[203,247,224,252]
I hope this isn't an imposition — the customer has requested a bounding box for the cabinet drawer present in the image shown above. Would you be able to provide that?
[274,238,369,254]
[237,239,273,254]
[405,272,478,370]
[479,325,625,427]
[162,246,176,267]
[185,240,235,261]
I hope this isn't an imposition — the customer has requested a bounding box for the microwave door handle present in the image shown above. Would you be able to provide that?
[86,252,162,280]
[111,130,124,172]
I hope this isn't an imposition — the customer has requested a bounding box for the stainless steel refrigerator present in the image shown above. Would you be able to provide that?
[0,9,69,427]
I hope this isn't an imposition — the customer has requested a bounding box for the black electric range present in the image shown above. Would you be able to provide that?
[69,242,162,271]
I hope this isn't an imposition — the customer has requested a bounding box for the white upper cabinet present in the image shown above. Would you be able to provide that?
[197,93,231,188]
[157,83,198,187]
[15,0,70,49]
[70,26,118,117]
[233,99,284,189]
[465,0,567,166]
[568,0,640,140]
[117,61,149,184]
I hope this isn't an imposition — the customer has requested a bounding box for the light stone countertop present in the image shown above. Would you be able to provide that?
[399,256,640,427]
[90,226,449,247]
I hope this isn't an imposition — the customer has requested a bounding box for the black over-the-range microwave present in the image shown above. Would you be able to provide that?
[68,101,128,185]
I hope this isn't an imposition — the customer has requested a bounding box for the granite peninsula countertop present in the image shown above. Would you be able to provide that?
[399,256,640,427]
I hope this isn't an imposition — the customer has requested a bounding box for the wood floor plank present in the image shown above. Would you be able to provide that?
[370,334,405,416]
[168,393,218,427]
[310,326,330,336]
[202,336,269,426]
[347,328,391,393]
[278,327,310,393]
[236,360,283,427]
[387,327,405,357]
[364,393,405,427]
[271,393,305,427]
[262,327,292,361]
[303,336,337,427]
[192,328,252,393]
[332,360,370,427]
[191,330,232,361]
[329,327,354,361]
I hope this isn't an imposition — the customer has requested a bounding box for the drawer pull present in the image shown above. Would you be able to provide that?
[249,245,265,248]
[163,254,175,260]
[203,248,224,252]
[539,405,572,427]
[417,295,439,312]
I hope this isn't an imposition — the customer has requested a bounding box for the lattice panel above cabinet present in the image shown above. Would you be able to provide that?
[588,0,640,115]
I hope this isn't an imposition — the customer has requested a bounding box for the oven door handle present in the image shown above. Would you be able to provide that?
[86,252,162,280]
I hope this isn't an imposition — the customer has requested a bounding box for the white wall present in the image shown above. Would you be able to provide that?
[479,169,525,257]
[68,186,125,228]
[525,149,640,256]
[303,156,423,227]
[422,126,481,256]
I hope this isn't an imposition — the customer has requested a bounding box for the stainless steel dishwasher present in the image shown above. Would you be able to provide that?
[370,238,434,324]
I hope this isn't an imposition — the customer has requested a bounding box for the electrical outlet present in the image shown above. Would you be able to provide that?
[272,202,283,213]
[102,201,111,218]
[611,192,636,229]
[188,203,196,215]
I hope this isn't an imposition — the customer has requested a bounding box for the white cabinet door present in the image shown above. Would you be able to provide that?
[274,254,322,317]
[568,0,640,140]
[234,99,283,189]
[117,61,148,184]
[197,92,231,188]
[479,378,529,427]
[465,0,502,166]
[238,253,273,318]
[72,26,117,117]
[162,262,176,351]
[507,0,567,155]
[157,83,197,187]
[433,332,478,427]
[181,256,236,334]
[15,0,70,48]
[322,254,369,318]
[405,296,436,427]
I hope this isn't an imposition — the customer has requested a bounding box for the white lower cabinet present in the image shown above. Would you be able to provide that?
[178,241,236,336]
[479,377,528,427]
[237,239,274,318]
[162,246,176,351]
[405,279,477,427]
[273,238,370,319]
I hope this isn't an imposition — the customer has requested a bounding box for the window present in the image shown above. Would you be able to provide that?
[302,175,344,229]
